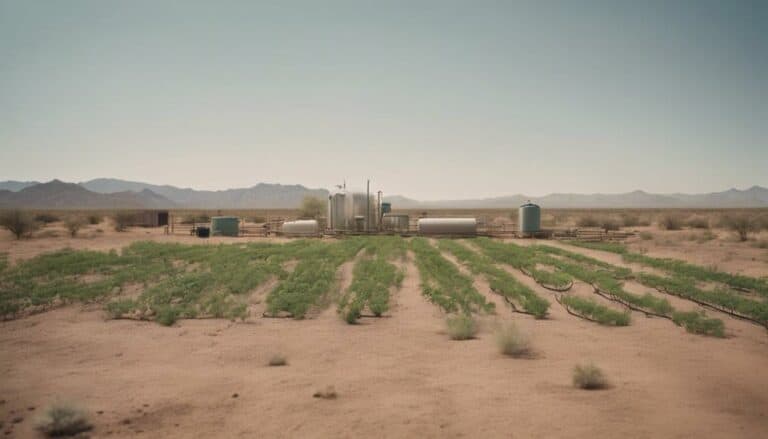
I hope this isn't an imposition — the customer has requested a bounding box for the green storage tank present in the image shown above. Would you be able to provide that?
[210,216,240,237]
[518,202,541,234]
[381,202,392,214]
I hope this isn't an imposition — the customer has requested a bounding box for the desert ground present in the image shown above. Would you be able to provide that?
[1,212,767,438]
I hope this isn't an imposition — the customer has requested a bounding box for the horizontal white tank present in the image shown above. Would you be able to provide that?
[417,218,477,235]
[282,219,320,237]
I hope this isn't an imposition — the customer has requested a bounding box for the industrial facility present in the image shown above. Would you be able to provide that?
[166,180,629,241]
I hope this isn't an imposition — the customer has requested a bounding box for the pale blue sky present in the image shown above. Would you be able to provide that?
[1,0,766,199]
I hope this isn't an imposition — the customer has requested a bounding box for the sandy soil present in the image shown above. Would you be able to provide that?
[1,233,768,438]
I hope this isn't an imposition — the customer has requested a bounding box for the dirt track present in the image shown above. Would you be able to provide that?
[1,230,768,438]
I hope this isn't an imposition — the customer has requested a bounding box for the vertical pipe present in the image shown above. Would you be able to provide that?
[365,180,371,232]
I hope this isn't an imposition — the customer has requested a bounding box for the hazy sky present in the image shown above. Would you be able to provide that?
[1,0,766,199]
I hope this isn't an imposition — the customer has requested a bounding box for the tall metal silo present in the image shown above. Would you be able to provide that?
[518,202,541,235]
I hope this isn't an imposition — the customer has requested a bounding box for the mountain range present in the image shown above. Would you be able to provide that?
[0,178,767,209]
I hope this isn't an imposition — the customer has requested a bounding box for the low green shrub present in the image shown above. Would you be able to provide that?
[495,322,531,357]
[446,314,477,340]
[573,363,608,389]
[34,401,92,437]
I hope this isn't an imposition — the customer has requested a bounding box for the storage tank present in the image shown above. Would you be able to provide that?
[282,219,319,237]
[382,214,409,232]
[417,218,477,235]
[211,216,240,236]
[327,189,378,231]
[518,202,541,234]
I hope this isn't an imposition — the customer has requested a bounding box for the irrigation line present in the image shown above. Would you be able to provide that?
[591,285,670,320]
[653,287,768,330]
[488,287,539,317]
[553,293,602,324]
[519,267,574,292]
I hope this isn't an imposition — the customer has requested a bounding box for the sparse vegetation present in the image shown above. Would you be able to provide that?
[87,214,102,225]
[268,354,288,366]
[639,231,653,240]
[64,216,85,237]
[572,363,608,390]
[1,209,39,239]
[722,214,758,241]
[659,214,683,230]
[34,401,92,437]
[686,215,710,229]
[576,216,600,228]
[445,313,477,340]
[113,211,135,232]
[495,322,532,357]
[299,196,326,219]
[34,213,60,224]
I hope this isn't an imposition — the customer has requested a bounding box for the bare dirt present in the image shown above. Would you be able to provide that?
[1,231,768,438]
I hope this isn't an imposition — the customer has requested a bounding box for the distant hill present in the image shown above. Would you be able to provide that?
[0,180,174,209]
[1,178,766,209]
[79,178,329,208]
[383,186,768,209]
[0,180,39,192]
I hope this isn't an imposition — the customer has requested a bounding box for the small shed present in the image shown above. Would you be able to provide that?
[135,210,169,227]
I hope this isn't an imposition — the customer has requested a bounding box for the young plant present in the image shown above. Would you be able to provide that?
[446,313,477,340]
[572,363,608,390]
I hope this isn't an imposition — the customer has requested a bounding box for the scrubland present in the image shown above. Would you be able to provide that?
[1,208,767,438]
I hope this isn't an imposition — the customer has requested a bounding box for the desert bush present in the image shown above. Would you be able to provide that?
[576,216,599,228]
[495,322,531,357]
[112,211,135,232]
[751,239,768,249]
[639,231,653,240]
[34,213,60,224]
[446,314,477,340]
[180,214,210,224]
[659,214,683,230]
[686,216,710,229]
[299,196,326,219]
[722,214,757,241]
[34,401,92,437]
[64,216,86,237]
[268,354,287,366]
[87,214,101,225]
[620,214,639,227]
[251,216,266,223]
[0,210,39,239]
[601,219,621,231]
[572,363,608,390]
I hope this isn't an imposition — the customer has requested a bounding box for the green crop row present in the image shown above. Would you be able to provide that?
[411,237,494,315]
[438,239,549,318]
[0,239,320,323]
[558,295,631,326]
[266,238,366,319]
[339,237,406,323]
[472,238,573,289]
[564,240,768,298]
[477,241,726,336]
[636,272,768,327]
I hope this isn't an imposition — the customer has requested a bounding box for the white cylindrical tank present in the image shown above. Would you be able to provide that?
[382,214,410,232]
[417,218,477,235]
[282,219,320,237]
